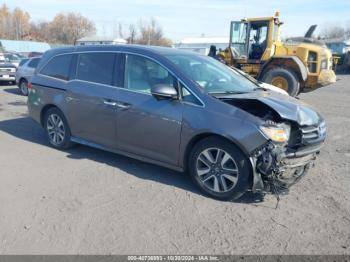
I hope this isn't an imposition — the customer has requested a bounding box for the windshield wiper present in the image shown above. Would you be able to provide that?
[209,91,248,95]
[253,86,267,91]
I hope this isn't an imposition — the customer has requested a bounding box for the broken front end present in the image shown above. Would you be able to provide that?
[250,120,326,193]
[222,96,326,194]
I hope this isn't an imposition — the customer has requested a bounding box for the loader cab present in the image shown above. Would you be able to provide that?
[248,22,268,60]
[229,17,279,62]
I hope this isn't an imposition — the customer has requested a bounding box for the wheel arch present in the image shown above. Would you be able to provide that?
[18,77,28,88]
[19,77,28,83]
[182,132,251,172]
[40,104,63,127]
[258,56,308,82]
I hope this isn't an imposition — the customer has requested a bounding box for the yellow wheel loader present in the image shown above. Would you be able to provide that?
[219,12,336,96]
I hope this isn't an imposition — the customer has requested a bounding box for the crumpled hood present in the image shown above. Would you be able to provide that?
[220,91,322,126]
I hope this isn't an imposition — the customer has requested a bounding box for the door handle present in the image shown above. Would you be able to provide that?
[103,101,117,106]
[115,102,131,109]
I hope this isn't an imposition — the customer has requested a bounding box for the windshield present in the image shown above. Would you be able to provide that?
[165,53,258,94]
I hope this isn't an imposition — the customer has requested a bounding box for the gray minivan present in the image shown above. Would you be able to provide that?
[28,45,326,200]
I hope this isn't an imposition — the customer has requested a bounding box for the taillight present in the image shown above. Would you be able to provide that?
[27,82,32,89]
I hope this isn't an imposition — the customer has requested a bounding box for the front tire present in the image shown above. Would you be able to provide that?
[189,137,252,201]
[44,108,73,149]
[262,67,300,97]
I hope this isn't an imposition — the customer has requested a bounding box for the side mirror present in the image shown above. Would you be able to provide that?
[151,84,178,100]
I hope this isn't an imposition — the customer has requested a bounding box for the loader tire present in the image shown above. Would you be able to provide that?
[262,67,300,97]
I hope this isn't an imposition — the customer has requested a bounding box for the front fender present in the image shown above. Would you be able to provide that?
[178,104,268,169]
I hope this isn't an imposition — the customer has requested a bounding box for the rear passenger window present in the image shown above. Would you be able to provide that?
[77,53,115,85]
[19,59,28,67]
[28,58,40,68]
[40,55,72,81]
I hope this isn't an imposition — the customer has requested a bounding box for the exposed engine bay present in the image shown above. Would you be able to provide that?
[220,96,326,203]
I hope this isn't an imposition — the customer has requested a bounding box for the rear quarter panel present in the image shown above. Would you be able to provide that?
[28,75,67,125]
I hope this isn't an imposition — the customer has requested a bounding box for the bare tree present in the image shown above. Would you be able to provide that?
[0,4,173,47]
[1,5,95,44]
[345,22,350,38]
[128,23,137,44]
[0,4,12,39]
[321,25,346,39]
[0,4,30,40]
[25,21,50,41]
[70,13,96,44]
[136,18,171,47]
[12,7,31,40]
[118,22,124,38]
[48,12,96,44]
[47,13,68,43]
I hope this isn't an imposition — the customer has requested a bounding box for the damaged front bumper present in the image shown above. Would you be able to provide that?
[249,142,322,193]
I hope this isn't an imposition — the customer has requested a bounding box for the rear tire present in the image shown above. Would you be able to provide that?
[188,137,252,201]
[262,67,300,97]
[19,79,29,96]
[44,107,73,149]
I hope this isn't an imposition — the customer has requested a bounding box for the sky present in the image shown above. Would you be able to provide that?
[3,0,350,41]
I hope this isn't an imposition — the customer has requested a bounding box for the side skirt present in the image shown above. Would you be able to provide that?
[70,136,184,173]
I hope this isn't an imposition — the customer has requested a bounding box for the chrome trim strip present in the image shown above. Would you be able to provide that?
[37,50,206,107]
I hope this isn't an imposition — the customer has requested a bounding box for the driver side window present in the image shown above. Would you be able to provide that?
[124,54,177,94]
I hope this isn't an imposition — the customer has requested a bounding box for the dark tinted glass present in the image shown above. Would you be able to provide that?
[28,58,40,68]
[77,53,115,85]
[19,59,29,67]
[40,55,72,81]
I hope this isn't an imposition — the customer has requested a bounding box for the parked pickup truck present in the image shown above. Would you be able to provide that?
[0,62,17,83]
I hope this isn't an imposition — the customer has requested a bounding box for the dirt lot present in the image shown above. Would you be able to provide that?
[0,77,349,255]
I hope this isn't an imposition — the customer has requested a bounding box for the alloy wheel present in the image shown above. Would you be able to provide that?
[196,148,239,193]
[46,114,66,146]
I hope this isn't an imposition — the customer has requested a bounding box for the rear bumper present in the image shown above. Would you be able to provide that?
[317,69,336,86]
[0,76,15,81]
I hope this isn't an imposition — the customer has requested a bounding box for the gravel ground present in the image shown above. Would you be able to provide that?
[0,77,349,255]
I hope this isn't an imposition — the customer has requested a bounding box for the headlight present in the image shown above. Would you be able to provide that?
[260,124,291,143]
[321,59,327,70]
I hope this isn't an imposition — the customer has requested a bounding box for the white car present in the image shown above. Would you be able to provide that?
[15,57,41,96]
